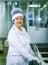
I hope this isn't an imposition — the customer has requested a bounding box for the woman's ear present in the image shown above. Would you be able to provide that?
[13,19,15,24]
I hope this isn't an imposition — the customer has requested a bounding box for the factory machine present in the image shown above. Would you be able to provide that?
[0,1,12,51]
[26,2,48,44]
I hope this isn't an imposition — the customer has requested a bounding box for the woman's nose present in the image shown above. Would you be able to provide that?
[18,19,21,22]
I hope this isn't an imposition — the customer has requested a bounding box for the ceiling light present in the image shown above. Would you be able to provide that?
[29,4,40,7]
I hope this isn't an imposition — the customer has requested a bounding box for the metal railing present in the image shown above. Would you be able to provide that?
[31,44,46,65]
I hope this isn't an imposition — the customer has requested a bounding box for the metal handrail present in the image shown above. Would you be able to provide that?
[31,44,46,65]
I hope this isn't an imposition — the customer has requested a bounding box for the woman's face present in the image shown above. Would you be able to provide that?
[14,16,23,28]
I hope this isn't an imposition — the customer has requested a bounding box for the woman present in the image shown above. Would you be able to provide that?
[6,8,39,65]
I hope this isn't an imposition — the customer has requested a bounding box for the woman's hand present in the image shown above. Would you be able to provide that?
[33,57,40,63]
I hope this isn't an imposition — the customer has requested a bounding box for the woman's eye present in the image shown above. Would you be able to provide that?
[15,17,23,20]
[20,18,22,20]
[20,18,23,20]
[16,18,18,20]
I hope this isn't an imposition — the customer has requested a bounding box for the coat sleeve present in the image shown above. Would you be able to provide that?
[29,45,35,56]
[7,30,35,61]
[23,28,35,56]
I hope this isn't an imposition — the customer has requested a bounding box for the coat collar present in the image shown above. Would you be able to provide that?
[13,25,25,35]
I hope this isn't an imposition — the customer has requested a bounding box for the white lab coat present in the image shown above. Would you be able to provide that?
[6,25,35,65]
